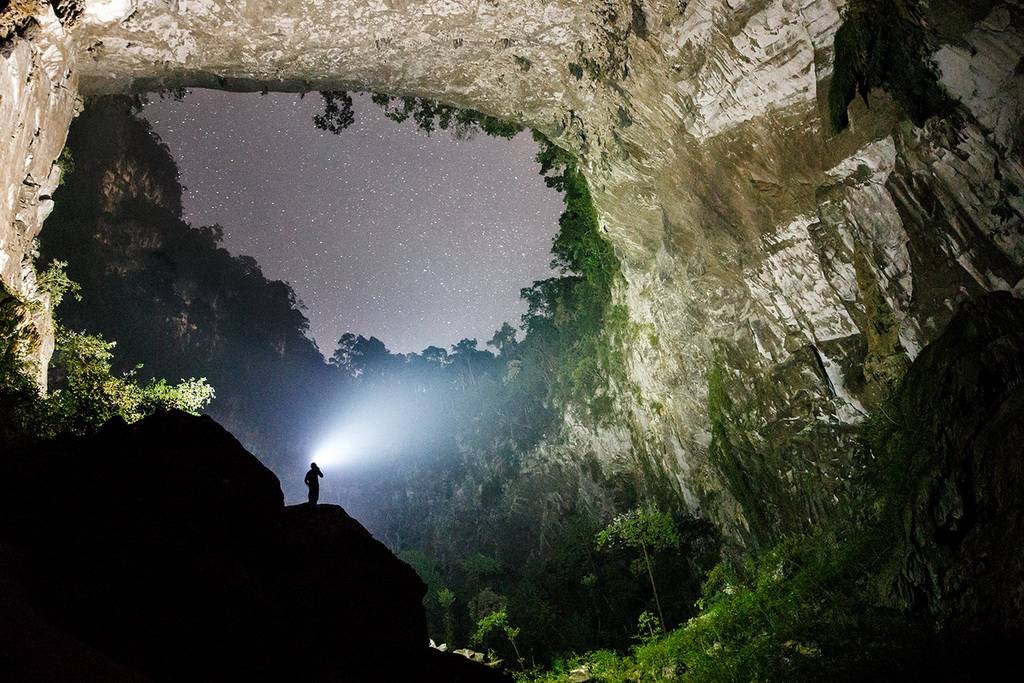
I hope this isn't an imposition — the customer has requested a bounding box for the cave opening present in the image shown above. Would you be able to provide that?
[42,88,562,484]
[21,86,662,663]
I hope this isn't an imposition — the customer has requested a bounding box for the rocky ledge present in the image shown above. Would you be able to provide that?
[0,410,509,681]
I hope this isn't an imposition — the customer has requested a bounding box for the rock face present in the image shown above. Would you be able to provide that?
[0,1,83,387]
[1,1,1022,548]
[0,410,509,681]
[882,292,1024,639]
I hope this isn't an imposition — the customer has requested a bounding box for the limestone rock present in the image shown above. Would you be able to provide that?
[0,1,82,388]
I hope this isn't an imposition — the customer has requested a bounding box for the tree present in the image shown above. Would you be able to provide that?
[472,608,523,670]
[435,587,457,648]
[596,507,679,632]
[421,345,450,367]
[313,91,355,134]
[449,338,490,388]
[48,328,215,435]
[369,92,521,140]
[330,333,393,377]
[486,322,518,359]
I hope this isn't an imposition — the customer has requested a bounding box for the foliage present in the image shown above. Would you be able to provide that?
[56,146,75,186]
[371,92,522,139]
[473,608,520,646]
[633,611,660,644]
[828,0,952,133]
[330,333,395,377]
[0,286,45,444]
[519,530,929,682]
[517,133,625,424]
[313,91,355,134]
[596,507,680,555]
[519,392,949,682]
[43,328,215,438]
[313,90,522,140]
[474,608,525,669]
[3,257,215,448]
[436,587,456,609]
[597,507,679,631]
[460,553,504,578]
[36,259,81,309]
[0,286,39,378]
[436,587,458,648]
[469,587,509,623]
[2,325,215,446]
[2,323,214,448]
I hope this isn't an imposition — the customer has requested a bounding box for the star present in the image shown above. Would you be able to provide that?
[142,90,563,354]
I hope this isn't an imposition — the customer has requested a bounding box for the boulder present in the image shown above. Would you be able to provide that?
[0,410,510,681]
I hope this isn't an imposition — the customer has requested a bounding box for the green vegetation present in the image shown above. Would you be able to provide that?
[597,508,680,632]
[45,328,214,435]
[518,531,925,681]
[1,268,214,447]
[705,354,772,549]
[829,0,952,133]
[370,93,522,139]
[517,133,625,424]
[314,91,523,140]
[436,587,457,647]
[55,147,75,186]
[517,396,944,682]
[473,608,525,670]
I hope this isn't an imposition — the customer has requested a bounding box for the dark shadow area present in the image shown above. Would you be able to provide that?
[0,409,510,682]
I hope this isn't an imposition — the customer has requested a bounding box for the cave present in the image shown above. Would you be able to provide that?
[2,1,1023,680]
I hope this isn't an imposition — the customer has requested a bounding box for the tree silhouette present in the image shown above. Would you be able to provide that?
[487,322,518,359]
[330,333,394,377]
[313,91,355,134]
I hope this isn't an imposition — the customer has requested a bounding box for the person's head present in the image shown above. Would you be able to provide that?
[310,462,318,470]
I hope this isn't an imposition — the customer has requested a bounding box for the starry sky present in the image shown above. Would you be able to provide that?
[140,89,563,355]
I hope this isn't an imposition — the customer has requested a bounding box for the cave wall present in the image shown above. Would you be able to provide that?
[0,1,84,386]
[3,0,1022,546]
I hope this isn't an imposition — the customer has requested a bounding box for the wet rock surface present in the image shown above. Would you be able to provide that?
[0,410,509,681]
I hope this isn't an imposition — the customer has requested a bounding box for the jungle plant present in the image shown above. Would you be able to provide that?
[473,608,524,671]
[596,507,679,632]
[36,259,81,309]
[435,587,457,648]
[48,328,215,435]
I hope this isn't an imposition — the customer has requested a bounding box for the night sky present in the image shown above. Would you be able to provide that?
[141,89,563,355]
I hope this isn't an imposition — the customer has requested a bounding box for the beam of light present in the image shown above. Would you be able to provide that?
[310,416,384,469]
[312,437,350,468]
[310,389,430,472]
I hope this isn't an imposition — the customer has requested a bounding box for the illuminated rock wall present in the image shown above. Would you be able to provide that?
[0,1,83,386]
[3,0,1023,545]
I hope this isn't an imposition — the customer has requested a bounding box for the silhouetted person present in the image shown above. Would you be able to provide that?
[305,462,324,506]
